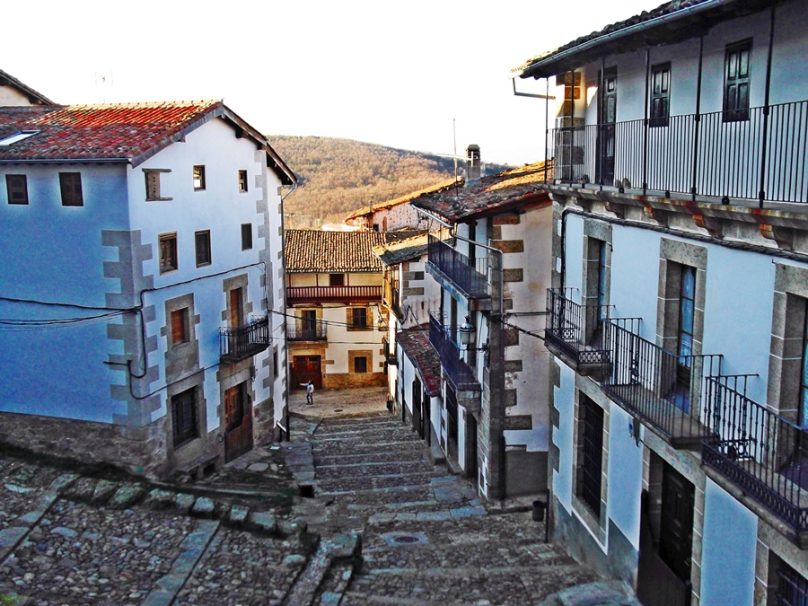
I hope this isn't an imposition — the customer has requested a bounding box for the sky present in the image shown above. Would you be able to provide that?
[3,0,656,166]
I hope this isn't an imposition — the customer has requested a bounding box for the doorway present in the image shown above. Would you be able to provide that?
[224,382,253,462]
[291,355,322,389]
[597,68,617,186]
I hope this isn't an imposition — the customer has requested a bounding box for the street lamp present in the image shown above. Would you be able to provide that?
[459,316,475,349]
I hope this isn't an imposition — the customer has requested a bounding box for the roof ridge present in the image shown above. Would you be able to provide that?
[64,99,222,110]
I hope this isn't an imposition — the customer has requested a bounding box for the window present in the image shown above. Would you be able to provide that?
[172,388,198,446]
[350,307,368,330]
[238,170,248,193]
[354,356,368,373]
[6,174,28,205]
[724,40,751,122]
[675,265,697,410]
[193,165,206,190]
[241,223,252,250]
[144,169,171,201]
[59,172,83,206]
[272,346,279,379]
[170,308,189,346]
[329,273,344,287]
[195,230,211,267]
[776,558,808,606]
[0,130,38,146]
[159,233,178,274]
[578,396,604,516]
[650,62,670,127]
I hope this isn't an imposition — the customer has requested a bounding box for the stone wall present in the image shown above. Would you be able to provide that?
[323,372,386,390]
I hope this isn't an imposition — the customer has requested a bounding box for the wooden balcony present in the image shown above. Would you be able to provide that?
[286,285,382,305]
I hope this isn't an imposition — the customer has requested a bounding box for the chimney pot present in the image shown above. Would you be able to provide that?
[465,144,481,185]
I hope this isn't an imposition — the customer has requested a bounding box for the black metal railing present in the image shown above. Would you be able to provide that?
[220,316,269,363]
[549,99,808,204]
[287,320,327,341]
[702,375,808,535]
[545,288,611,367]
[427,235,489,298]
[428,314,480,391]
[603,319,722,446]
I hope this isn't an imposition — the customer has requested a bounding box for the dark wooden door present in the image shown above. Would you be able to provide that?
[466,410,478,481]
[598,68,617,186]
[423,390,431,446]
[301,310,317,339]
[660,464,695,583]
[229,288,244,328]
[291,356,322,389]
[446,385,458,463]
[413,378,423,438]
[224,383,253,463]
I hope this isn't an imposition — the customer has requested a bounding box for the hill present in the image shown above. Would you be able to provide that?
[269,136,508,228]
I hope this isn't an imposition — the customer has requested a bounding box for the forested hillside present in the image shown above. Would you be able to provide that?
[269,136,508,228]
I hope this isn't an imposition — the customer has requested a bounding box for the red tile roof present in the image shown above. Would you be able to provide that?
[0,100,295,183]
[372,231,428,266]
[411,161,552,223]
[284,229,390,273]
[397,325,441,396]
[345,178,459,222]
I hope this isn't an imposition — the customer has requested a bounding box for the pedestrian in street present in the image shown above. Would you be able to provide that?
[302,381,314,405]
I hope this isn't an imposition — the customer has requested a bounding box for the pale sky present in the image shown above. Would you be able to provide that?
[3,0,656,166]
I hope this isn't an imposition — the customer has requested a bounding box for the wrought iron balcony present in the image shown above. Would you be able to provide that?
[602,319,722,448]
[286,285,382,305]
[287,320,326,341]
[220,316,269,363]
[550,99,808,205]
[545,289,611,373]
[427,235,490,299]
[702,376,808,541]
[428,314,480,392]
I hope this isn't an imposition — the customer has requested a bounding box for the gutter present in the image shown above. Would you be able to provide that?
[520,0,729,79]
[0,158,129,165]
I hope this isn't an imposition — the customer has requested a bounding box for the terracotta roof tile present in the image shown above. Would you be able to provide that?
[0,100,220,164]
[372,231,428,266]
[397,325,441,396]
[285,229,395,273]
[411,161,552,223]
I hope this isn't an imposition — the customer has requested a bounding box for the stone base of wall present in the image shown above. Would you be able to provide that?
[505,449,548,496]
[552,496,638,590]
[253,397,275,446]
[323,372,386,389]
[0,411,168,478]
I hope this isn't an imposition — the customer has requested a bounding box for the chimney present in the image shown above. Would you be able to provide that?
[465,144,481,186]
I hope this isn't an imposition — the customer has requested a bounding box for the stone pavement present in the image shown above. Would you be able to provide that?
[290,386,389,420]
[0,402,638,605]
[285,412,640,605]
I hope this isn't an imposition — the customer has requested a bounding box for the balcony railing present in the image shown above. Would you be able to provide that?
[286,285,382,304]
[545,289,611,369]
[428,314,480,392]
[702,376,808,537]
[603,319,723,447]
[427,235,489,299]
[549,99,808,204]
[287,320,327,341]
[220,316,269,363]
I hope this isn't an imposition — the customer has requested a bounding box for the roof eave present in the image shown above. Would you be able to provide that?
[520,0,735,79]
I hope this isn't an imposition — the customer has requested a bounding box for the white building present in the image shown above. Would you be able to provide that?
[410,153,555,499]
[0,98,295,478]
[516,1,808,604]
[284,229,388,391]
[344,180,455,232]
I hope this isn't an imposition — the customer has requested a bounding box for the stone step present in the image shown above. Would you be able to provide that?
[282,533,361,606]
[314,452,427,467]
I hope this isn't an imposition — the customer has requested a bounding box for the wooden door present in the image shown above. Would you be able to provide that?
[224,383,253,462]
[423,390,431,446]
[598,68,617,186]
[413,378,423,437]
[659,464,695,583]
[229,288,244,328]
[292,355,322,389]
[446,385,458,463]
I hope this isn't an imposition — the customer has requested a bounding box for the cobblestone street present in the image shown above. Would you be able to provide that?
[0,403,637,605]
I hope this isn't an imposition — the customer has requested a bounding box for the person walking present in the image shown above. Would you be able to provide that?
[304,381,314,405]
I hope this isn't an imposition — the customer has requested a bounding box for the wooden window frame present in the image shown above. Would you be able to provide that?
[238,169,248,193]
[353,355,368,374]
[172,387,198,447]
[6,174,28,205]
[241,223,253,250]
[195,230,212,267]
[144,169,171,201]
[329,273,345,286]
[159,233,178,274]
[577,396,604,517]
[59,172,83,206]
[193,165,206,191]
[650,62,671,127]
[348,306,369,331]
[170,308,189,346]
[723,39,752,123]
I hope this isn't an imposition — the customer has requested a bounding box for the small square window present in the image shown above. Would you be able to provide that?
[195,230,211,266]
[172,388,198,446]
[354,356,368,373]
[329,273,345,286]
[241,223,252,250]
[6,174,28,205]
[145,171,161,200]
[159,233,178,274]
[238,170,248,193]
[193,165,206,191]
[170,308,189,346]
[59,172,83,206]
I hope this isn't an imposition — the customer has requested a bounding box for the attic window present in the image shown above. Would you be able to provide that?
[0,130,39,146]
